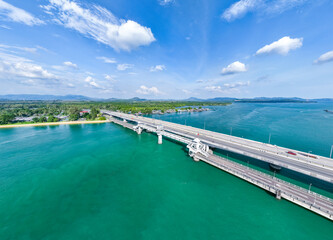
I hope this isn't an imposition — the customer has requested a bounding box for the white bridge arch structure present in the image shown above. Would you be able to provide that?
[187,138,211,161]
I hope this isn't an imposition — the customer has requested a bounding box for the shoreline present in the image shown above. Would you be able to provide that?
[0,120,110,129]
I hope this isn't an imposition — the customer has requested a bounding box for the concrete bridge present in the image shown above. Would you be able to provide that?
[102,110,333,221]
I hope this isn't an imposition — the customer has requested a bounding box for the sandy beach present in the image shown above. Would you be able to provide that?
[0,120,110,129]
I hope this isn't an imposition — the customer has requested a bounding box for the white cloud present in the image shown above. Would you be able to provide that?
[222,0,308,22]
[205,86,223,92]
[314,51,333,64]
[222,0,257,21]
[136,85,162,95]
[0,24,10,29]
[256,36,303,55]
[43,0,155,51]
[159,0,174,6]
[182,89,191,94]
[150,64,166,72]
[117,63,132,71]
[0,0,44,26]
[97,56,116,64]
[63,61,77,68]
[104,74,117,82]
[0,52,55,80]
[84,76,103,89]
[0,44,38,54]
[221,61,247,75]
[205,81,250,93]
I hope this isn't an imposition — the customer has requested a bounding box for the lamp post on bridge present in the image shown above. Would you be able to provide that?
[268,133,271,144]
[330,145,333,159]
[308,183,312,193]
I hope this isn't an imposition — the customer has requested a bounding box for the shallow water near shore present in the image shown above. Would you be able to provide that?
[0,102,333,239]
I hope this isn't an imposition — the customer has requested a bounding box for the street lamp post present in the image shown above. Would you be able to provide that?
[308,183,312,193]
[268,133,271,144]
[330,145,333,159]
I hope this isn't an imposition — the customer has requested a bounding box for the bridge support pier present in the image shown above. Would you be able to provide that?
[157,125,164,144]
[158,134,162,144]
[275,189,281,200]
[136,127,142,135]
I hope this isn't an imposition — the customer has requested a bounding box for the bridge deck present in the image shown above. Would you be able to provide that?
[102,110,333,220]
[103,111,333,183]
[198,153,333,220]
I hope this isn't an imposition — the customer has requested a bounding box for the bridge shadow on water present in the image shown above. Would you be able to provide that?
[212,148,333,198]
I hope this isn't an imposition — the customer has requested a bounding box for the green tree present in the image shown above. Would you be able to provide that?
[0,113,14,124]
[39,116,47,122]
[47,115,59,122]
[69,113,79,121]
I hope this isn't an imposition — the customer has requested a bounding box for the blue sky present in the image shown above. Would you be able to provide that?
[0,0,332,99]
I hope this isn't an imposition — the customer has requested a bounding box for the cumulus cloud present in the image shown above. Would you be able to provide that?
[0,52,55,80]
[150,64,166,72]
[42,0,155,51]
[97,56,116,64]
[314,51,333,64]
[221,61,247,75]
[63,61,77,68]
[84,76,103,89]
[205,81,250,93]
[0,0,44,26]
[222,0,308,22]
[256,36,303,55]
[117,63,132,71]
[136,85,162,95]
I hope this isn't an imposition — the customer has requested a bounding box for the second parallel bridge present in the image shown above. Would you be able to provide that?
[103,111,333,221]
[102,110,333,183]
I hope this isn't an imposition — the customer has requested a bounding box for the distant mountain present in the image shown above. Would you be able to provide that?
[0,94,96,101]
[206,97,237,102]
[130,97,147,102]
[183,97,236,102]
[184,97,204,101]
[313,98,333,102]
[1,94,332,102]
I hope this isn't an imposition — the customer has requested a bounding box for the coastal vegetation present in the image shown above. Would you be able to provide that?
[0,100,229,125]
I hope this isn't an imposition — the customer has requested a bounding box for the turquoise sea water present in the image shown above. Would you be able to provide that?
[0,103,333,239]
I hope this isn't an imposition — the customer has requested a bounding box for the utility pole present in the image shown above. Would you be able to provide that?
[268,133,271,144]
[330,145,333,159]
[308,183,312,193]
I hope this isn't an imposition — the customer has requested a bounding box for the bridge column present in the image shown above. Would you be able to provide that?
[275,189,281,200]
[158,134,163,144]
[136,127,142,135]
[157,125,164,144]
